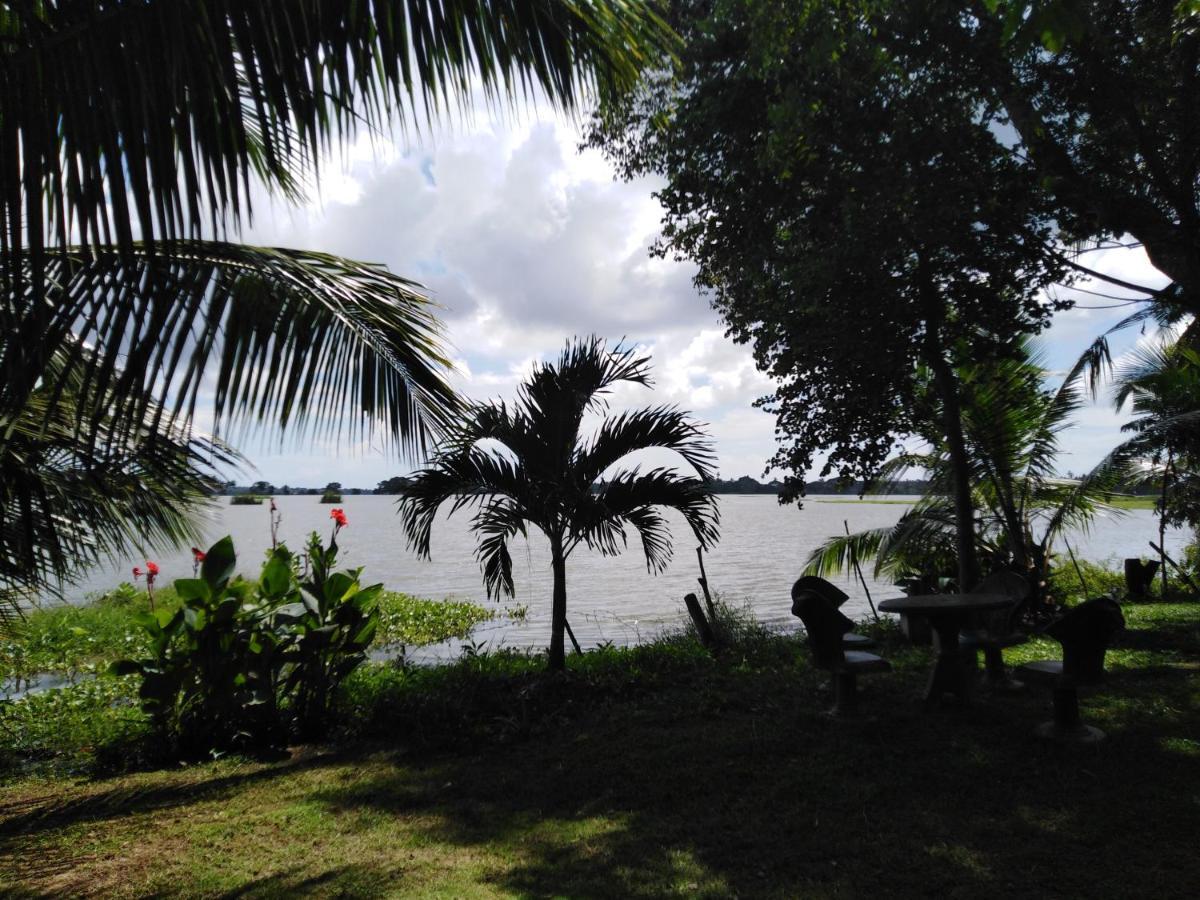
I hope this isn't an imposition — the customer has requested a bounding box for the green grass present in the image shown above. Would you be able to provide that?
[812,497,916,505]
[1,600,1198,897]
[1,587,492,691]
[1105,496,1159,510]
[813,495,1160,509]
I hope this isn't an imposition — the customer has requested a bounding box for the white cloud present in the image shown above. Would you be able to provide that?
[226,109,1180,489]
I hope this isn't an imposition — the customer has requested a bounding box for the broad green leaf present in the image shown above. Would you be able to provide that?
[323,572,356,605]
[173,578,212,604]
[202,536,237,588]
[260,550,295,598]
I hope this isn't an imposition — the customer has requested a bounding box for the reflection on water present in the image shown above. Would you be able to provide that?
[67,494,1189,655]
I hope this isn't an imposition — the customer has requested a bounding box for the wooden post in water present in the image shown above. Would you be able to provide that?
[696,546,717,621]
[564,618,583,655]
[1150,541,1199,595]
[684,592,719,652]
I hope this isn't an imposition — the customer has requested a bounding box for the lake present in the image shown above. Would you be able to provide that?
[64,494,1189,657]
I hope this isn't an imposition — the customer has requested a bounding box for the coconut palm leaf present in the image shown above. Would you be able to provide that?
[808,338,1127,597]
[398,445,528,559]
[473,498,529,599]
[1,241,459,454]
[1,347,241,621]
[0,0,676,453]
[574,466,720,569]
[1,0,678,261]
[574,405,717,485]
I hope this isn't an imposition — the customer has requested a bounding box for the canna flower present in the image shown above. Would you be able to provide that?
[191,547,206,563]
[330,508,348,528]
[132,566,142,581]
[146,561,160,577]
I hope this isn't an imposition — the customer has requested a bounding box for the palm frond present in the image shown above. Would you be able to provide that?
[801,527,893,579]
[397,445,528,559]
[868,452,940,493]
[515,336,653,475]
[1,242,460,454]
[1,347,242,609]
[1,0,678,259]
[1066,333,1114,401]
[582,467,720,570]
[473,498,529,599]
[802,501,958,581]
[574,404,717,485]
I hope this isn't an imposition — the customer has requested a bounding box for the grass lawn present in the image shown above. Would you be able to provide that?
[1,602,1198,898]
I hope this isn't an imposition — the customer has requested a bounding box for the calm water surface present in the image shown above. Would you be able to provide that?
[67,495,1188,656]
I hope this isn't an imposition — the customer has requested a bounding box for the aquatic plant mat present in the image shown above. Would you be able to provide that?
[1,602,1198,897]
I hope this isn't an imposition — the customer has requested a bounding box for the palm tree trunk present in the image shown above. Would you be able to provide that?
[548,532,568,672]
[924,337,981,593]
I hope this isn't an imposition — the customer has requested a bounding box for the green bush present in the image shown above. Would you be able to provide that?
[1046,555,1199,605]
[113,532,383,757]
[112,538,287,757]
[281,532,382,740]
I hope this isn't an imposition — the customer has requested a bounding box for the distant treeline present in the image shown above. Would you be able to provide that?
[220,473,1163,497]
[706,476,932,495]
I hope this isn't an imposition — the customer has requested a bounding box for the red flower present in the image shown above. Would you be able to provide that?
[132,567,142,581]
[330,508,348,528]
[191,547,206,563]
[146,561,160,576]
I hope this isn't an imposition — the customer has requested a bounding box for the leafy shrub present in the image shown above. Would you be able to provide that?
[280,533,381,740]
[112,538,286,757]
[113,531,382,757]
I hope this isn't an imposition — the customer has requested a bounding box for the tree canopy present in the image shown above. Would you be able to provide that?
[592,0,1067,487]
[963,0,1200,315]
[588,0,1083,587]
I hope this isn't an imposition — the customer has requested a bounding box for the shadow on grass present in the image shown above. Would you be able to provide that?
[3,604,1199,897]
[0,751,343,841]
[305,661,1200,898]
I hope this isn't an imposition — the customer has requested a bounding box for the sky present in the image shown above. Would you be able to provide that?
[227,106,1173,490]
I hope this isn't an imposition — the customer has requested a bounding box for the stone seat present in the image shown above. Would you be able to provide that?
[837,650,892,674]
[792,575,876,649]
[1016,597,1125,743]
[841,631,877,650]
[791,579,892,715]
[1012,659,1065,687]
[961,629,1028,650]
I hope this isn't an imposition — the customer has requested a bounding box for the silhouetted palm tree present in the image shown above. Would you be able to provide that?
[805,341,1126,597]
[398,337,720,670]
[1094,328,1200,532]
[0,2,676,604]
